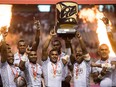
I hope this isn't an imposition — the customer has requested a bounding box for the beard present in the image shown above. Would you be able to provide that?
[50,58,57,63]
[7,60,14,65]
[19,49,26,55]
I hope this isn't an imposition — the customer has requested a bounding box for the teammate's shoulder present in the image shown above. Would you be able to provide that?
[109,56,116,61]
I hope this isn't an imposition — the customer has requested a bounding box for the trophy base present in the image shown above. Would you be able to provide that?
[57,29,76,38]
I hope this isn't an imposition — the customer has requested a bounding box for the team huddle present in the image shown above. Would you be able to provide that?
[0,20,116,87]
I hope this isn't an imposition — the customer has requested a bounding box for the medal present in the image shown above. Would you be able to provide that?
[10,65,19,81]
[30,63,38,80]
[75,65,79,79]
[52,63,57,78]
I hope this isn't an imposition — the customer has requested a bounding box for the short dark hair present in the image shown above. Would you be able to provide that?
[49,48,58,54]
[28,50,37,56]
[17,39,26,45]
[52,39,61,45]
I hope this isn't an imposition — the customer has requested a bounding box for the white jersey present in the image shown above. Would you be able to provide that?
[58,52,69,81]
[14,52,28,78]
[1,62,21,87]
[14,52,28,66]
[42,58,64,87]
[24,61,42,87]
[109,56,116,86]
[59,52,72,81]
[73,60,91,87]
[92,59,112,87]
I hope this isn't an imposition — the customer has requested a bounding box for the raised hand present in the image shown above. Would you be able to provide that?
[101,17,109,25]
[2,32,8,40]
[50,26,57,37]
[0,26,8,41]
[26,45,32,55]
[75,31,82,39]
[101,67,107,76]
[34,17,41,30]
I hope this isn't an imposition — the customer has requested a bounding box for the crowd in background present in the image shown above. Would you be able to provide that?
[6,4,116,60]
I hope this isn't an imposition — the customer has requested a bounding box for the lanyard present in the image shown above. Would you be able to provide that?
[75,65,79,77]
[51,63,58,77]
[57,57,60,61]
[74,63,80,79]
[58,53,62,61]
[10,65,18,78]
[30,62,38,79]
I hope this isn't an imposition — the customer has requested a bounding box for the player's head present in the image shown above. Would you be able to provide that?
[7,51,14,65]
[28,50,37,64]
[6,43,11,53]
[75,47,84,64]
[17,39,27,55]
[52,39,62,52]
[98,44,110,60]
[49,49,59,63]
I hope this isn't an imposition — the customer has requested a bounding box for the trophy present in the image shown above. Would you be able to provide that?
[56,1,78,38]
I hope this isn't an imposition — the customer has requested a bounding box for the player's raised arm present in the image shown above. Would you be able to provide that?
[31,18,41,51]
[42,28,56,61]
